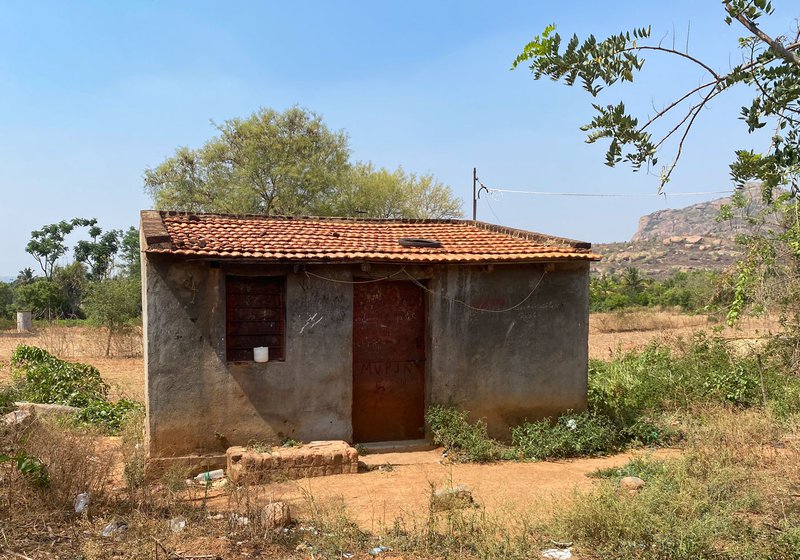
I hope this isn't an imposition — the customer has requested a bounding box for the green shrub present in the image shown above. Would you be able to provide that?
[10,344,108,407]
[589,333,762,427]
[589,455,669,481]
[619,418,676,446]
[511,411,621,460]
[548,410,799,560]
[0,384,19,414]
[425,405,504,462]
[0,450,50,488]
[75,399,144,434]
[590,269,722,313]
[9,344,145,434]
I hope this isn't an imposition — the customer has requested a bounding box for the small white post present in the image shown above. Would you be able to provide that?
[16,311,32,333]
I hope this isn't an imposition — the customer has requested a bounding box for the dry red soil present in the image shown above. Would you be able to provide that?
[0,313,769,531]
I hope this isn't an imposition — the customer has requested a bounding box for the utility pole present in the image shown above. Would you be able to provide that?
[472,167,477,221]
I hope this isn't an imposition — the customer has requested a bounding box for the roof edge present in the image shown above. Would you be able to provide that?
[471,220,591,249]
[140,210,172,249]
[141,210,592,250]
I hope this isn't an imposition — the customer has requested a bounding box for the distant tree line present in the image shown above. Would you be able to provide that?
[1,220,141,353]
[590,268,730,313]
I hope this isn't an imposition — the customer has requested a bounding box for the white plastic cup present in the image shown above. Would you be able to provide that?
[253,346,269,362]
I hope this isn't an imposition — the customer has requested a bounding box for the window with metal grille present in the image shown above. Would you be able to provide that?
[225,276,286,362]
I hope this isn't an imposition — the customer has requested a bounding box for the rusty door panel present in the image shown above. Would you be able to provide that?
[352,281,425,442]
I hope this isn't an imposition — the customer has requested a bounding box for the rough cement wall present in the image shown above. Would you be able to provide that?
[144,256,353,459]
[144,256,588,460]
[427,263,589,439]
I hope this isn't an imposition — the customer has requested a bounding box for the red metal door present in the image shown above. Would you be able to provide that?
[352,281,426,442]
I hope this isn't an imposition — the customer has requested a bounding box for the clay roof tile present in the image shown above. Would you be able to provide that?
[140,212,601,264]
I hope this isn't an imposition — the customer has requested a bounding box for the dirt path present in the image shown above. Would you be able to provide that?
[208,447,680,530]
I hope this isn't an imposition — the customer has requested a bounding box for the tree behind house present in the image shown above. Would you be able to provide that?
[83,277,140,357]
[144,106,463,219]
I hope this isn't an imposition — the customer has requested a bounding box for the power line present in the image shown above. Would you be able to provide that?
[487,187,732,198]
[473,171,732,200]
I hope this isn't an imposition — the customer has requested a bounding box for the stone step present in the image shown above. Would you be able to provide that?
[357,439,435,454]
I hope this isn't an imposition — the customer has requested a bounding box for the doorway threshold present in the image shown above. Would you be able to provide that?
[357,439,435,454]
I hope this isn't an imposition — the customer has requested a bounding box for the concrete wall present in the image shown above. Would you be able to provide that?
[143,257,354,464]
[428,262,589,438]
[143,255,589,465]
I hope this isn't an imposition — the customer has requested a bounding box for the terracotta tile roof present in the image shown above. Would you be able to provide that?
[140,211,600,264]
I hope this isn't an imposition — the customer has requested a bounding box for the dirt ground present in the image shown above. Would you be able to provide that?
[0,312,775,529]
[587,311,778,359]
[214,447,681,530]
[0,327,144,400]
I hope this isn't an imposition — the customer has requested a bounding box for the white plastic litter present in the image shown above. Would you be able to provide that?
[101,520,128,539]
[566,418,578,430]
[74,493,90,513]
[169,516,187,533]
[542,548,572,559]
[193,469,225,483]
[369,545,391,555]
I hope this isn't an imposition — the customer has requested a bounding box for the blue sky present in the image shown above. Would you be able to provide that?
[0,1,786,277]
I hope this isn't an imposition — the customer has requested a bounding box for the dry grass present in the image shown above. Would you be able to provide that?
[0,325,142,359]
[2,405,799,558]
[589,310,780,360]
[549,406,800,559]
[0,326,144,401]
[590,309,711,333]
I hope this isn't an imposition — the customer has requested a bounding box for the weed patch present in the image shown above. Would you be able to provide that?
[75,398,143,433]
[0,383,19,414]
[9,344,142,433]
[512,412,621,460]
[589,455,670,481]
[425,405,506,462]
[548,408,800,559]
[10,344,109,407]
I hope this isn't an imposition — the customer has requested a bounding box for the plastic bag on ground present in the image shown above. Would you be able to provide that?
[74,493,90,513]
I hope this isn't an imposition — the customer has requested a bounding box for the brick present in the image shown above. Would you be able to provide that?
[226,441,359,484]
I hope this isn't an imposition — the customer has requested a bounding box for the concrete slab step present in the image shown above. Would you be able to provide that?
[357,439,435,454]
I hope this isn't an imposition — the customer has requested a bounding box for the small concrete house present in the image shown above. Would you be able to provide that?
[140,211,599,472]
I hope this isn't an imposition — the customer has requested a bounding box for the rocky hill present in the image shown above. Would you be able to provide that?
[592,186,770,278]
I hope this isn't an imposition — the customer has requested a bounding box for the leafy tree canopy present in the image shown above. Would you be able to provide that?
[145,107,350,216]
[119,226,141,279]
[331,162,462,219]
[514,1,800,324]
[74,223,121,281]
[513,1,799,194]
[144,106,462,219]
[20,219,140,321]
[26,218,93,280]
[84,277,141,356]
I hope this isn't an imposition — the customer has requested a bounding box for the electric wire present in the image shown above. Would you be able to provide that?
[305,266,548,314]
[475,174,731,199]
[402,269,548,313]
[304,268,406,284]
[485,187,732,198]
